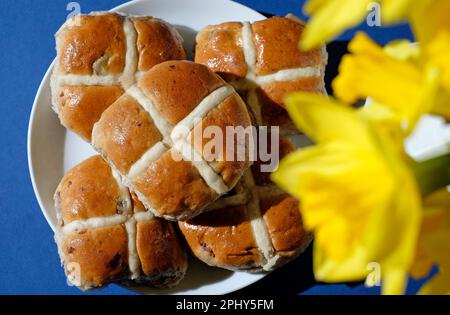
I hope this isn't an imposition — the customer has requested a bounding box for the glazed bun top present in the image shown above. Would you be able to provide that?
[52,12,187,141]
[92,61,253,221]
[179,136,312,271]
[195,15,328,134]
[55,12,186,76]
[196,15,326,77]
[54,155,187,290]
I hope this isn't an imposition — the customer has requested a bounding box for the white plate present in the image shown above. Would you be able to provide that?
[28,0,267,295]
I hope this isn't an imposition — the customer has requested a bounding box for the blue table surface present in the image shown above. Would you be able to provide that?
[0,0,423,295]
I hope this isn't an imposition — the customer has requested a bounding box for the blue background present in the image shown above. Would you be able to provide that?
[0,0,423,295]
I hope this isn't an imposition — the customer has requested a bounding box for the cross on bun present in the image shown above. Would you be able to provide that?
[92,60,253,221]
[51,12,186,141]
[195,15,328,134]
[54,156,187,291]
[178,136,312,271]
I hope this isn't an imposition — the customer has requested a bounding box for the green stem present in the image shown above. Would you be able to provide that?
[411,153,450,196]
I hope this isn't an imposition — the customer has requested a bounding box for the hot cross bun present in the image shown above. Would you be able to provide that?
[92,60,253,220]
[179,137,311,271]
[195,15,328,134]
[51,12,186,141]
[54,156,187,290]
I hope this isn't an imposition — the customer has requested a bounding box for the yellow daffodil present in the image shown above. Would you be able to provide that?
[427,33,450,92]
[332,33,443,132]
[271,92,422,294]
[411,189,450,294]
[409,0,450,46]
[425,33,450,120]
[301,0,414,50]
[408,0,450,87]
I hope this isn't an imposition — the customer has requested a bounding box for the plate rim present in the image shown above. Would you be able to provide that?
[28,59,56,231]
[27,0,267,295]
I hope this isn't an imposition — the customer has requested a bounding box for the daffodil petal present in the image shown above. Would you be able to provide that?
[384,40,420,62]
[285,92,373,147]
[333,33,440,132]
[359,102,400,131]
[301,0,418,49]
[301,0,371,50]
[410,253,434,279]
[314,242,369,282]
[271,146,325,201]
[425,32,450,121]
[362,129,421,294]
[412,190,450,291]
[333,33,421,106]
[381,0,413,24]
[423,191,450,260]
[382,268,408,295]
[303,0,329,15]
[418,272,450,295]
[424,190,450,211]
[410,0,450,45]
[273,139,395,261]
[359,103,408,150]
[272,143,377,222]
[433,89,450,121]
